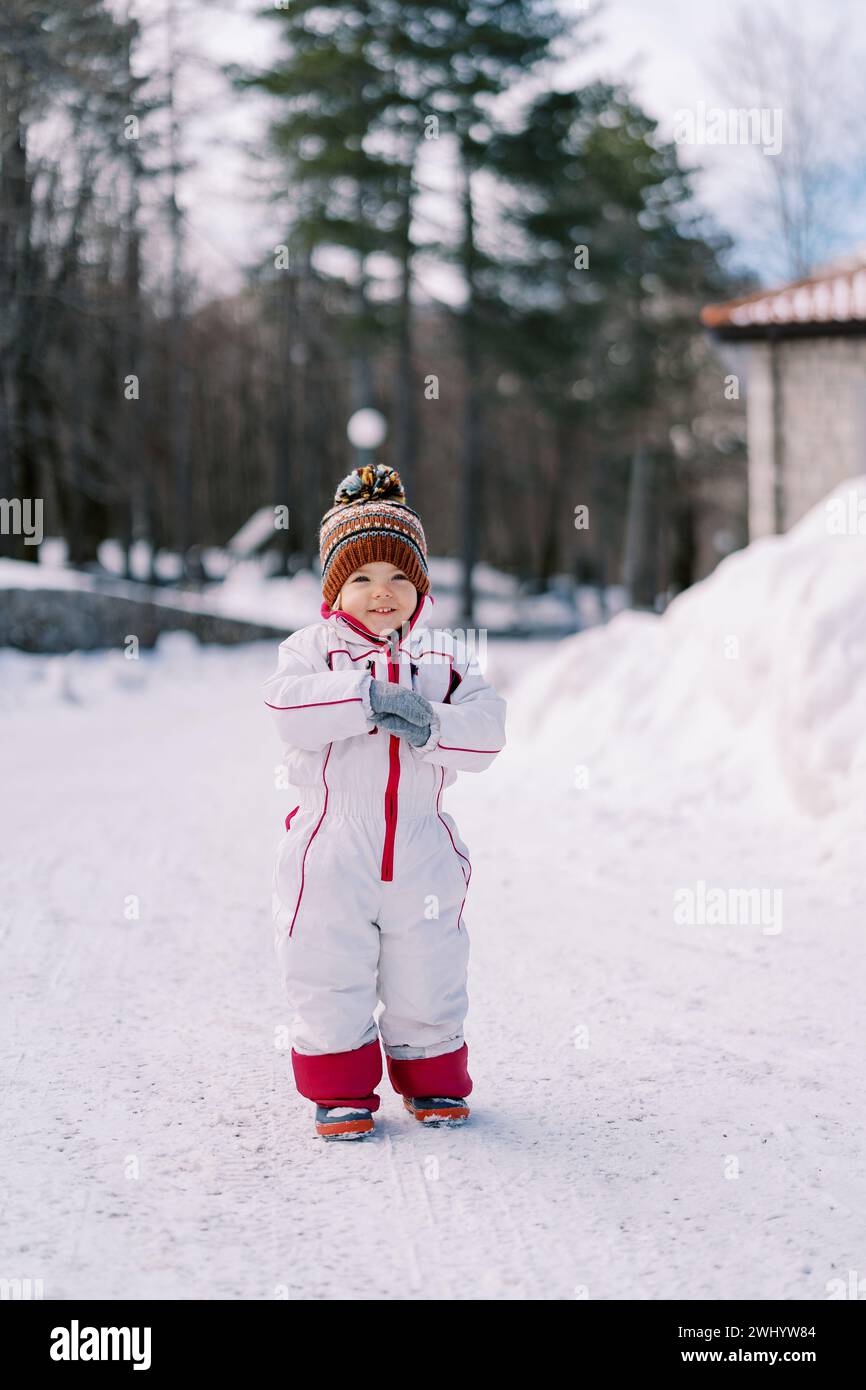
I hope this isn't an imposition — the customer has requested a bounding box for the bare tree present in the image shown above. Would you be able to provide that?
[712,1,866,280]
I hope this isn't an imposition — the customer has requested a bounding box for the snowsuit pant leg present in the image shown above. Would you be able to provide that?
[376,808,474,1100]
[273,805,384,1112]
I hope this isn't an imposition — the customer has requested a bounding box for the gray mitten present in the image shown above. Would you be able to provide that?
[368,678,433,727]
[373,711,432,747]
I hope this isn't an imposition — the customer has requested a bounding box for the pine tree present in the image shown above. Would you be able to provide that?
[243,2,411,467]
[488,81,732,600]
[394,0,574,622]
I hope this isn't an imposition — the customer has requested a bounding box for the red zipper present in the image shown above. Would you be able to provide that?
[379,652,401,881]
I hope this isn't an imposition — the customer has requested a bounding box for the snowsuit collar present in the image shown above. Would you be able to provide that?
[319,591,433,649]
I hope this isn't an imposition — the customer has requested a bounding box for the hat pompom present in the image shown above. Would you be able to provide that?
[333,464,406,508]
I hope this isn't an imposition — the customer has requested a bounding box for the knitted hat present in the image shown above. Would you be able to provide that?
[318,464,430,609]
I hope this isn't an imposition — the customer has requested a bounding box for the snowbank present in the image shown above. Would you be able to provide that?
[507,477,866,843]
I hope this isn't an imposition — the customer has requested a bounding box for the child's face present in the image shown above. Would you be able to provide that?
[335,561,418,635]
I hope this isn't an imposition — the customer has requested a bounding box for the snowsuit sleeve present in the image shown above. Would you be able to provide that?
[410,651,507,773]
[263,632,376,752]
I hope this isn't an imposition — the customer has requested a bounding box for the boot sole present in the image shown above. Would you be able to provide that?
[403,1098,470,1124]
[316,1117,375,1139]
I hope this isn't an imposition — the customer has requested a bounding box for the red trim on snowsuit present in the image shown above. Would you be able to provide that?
[386,1043,472,1099]
[288,745,332,937]
[292,1038,384,1113]
[292,1039,472,1111]
[379,648,401,880]
[327,646,380,662]
[438,742,504,753]
[321,594,429,883]
[265,697,363,711]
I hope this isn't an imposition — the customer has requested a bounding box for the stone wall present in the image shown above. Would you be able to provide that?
[0,587,287,654]
[745,336,866,539]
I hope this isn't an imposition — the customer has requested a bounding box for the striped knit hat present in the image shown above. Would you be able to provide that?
[318,464,430,609]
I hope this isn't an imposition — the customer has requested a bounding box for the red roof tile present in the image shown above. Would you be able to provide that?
[702,261,866,331]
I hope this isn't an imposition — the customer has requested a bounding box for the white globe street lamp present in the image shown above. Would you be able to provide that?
[347,408,387,465]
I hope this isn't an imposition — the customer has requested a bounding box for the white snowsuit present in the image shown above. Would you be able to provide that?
[264,598,507,1111]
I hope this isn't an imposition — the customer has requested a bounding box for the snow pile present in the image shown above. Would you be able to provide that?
[507,477,866,843]
[0,556,92,590]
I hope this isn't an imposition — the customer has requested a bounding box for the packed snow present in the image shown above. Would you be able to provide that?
[1,479,864,1299]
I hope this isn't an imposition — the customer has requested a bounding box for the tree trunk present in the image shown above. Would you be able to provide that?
[458,154,481,629]
[120,13,143,580]
[393,174,416,495]
[537,418,574,590]
[167,1,191,574]
[622,444,660,610]
[272,272,295,577]
[0,74,33,558]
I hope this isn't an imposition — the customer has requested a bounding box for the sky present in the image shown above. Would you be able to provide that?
[123,0,866,302]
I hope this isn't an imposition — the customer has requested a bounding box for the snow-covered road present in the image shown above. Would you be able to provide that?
[1,604,863,1299]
